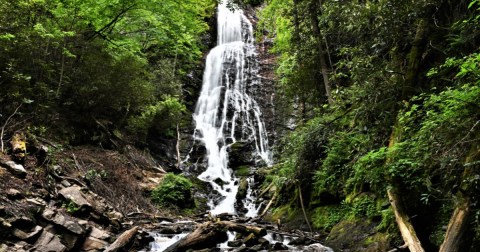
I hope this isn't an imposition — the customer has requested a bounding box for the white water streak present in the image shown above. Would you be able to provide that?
[193,3,272,215]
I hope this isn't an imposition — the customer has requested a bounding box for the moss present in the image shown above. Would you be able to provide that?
[326,218,391,252]
[234,166,251,177]
[151,173,194,209]
[268,204,298,223]
[311,205,346,232]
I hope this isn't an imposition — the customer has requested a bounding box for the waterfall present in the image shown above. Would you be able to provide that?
[193,3,272,215]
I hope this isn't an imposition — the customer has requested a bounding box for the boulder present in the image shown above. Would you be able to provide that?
[326,218,390,252]
[0,160,26,178]
[82,236,108,252]
[81,227,111,252]
[304,243,334,252]
[228,142,255,168]
[41,209,86,236]
[12,225,43,242]
[272,242,288,250]
[58,186,92,210]
[32,230,67,252]
[227,240,243,247]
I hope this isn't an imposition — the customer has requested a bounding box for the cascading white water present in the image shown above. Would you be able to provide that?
[193,3,272,215]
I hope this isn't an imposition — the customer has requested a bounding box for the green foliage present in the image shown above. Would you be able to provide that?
[311,205,347,232]
[63,200,80,214]
[261,0,480,246]
[127,96,187,138]
[0,0,215,143]
[151,173,194,208]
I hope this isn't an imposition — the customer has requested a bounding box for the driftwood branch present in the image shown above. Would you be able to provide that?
[258,191,278,219]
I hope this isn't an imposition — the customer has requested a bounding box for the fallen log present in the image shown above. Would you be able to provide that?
[258,192,278,219]
[221,221,267,236]
[163,221,267,252]
[387,189,425,252]
[104,226,138,252]
[163,222,228,252]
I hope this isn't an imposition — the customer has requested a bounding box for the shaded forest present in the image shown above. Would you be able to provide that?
[258,0,480,251]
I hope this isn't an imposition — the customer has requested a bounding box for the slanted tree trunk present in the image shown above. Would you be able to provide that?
[439,149,478,252]
[386,125,425,252]
[388,189,425,252]
[439,200,472,252]
[308,2,333,105]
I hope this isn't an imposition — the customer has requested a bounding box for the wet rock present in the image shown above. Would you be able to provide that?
[228,142,255,168]
[158,226,180,235]
[227,240,243,247]
[257,237,270,249]
[304,243,334,252]
[32,230,67,252]
[242,233,258,247]
[0,160,26,178]
[104,226,138,252]
[249,244,266,251]
[236,178,248,200]
[289,236,313,246]
[272,242,288,250]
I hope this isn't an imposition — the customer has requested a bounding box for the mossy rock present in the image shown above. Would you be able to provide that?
[326,218,391,252]
[236,178,249,200]
[234,166,251,177]
[311,205,346,232]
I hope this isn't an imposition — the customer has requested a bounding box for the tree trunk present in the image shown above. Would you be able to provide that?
[308,2,333,105]
[439,200,472,252]
[439,149,478,252]
[387,189,425,252]
[386,126,425,252]
[402,18,429,99]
